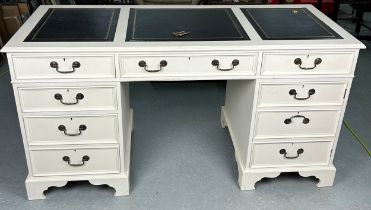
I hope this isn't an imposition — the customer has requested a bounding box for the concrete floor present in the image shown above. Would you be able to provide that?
[0,9,371,210]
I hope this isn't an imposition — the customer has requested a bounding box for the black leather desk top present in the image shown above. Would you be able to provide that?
[126,8,249,41]
[241,8,342,40]
[25,8,120,42]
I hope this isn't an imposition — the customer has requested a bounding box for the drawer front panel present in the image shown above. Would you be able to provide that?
[18,86,117,112]
[13,55,115,79]
[258,82,347,107]
[255,110,341,139]
[121,56,189,76]
[120,54,257,77]
[261,52,354,75]
[190,55,257,75]
[24,115,118,145]
[30,147,120,176]
[251,141,333,168]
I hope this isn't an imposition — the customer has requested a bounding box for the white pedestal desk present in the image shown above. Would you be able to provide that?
[2,5,365,200]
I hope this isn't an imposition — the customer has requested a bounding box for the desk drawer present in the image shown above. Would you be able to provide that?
[254,110,341,139]
[24,115,118,145]
[30,147,120,176]
[120,54,257,77]
[258,82,347,107]
[18,86,117,112]
[251,141,332,168]
[12,55,115,79]
[261,52,354,75]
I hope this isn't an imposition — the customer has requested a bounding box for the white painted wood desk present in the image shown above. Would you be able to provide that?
[2,5,365,200]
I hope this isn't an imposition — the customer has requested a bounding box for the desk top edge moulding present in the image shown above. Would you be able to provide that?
[1,4,365,200]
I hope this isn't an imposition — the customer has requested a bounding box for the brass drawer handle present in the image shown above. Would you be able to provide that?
[58,124,87,136]
[279,148,304,159]
[211,59,239,71]
[63,155,89,166]
[294,58,322,70]
[50,61,81,73]
[138,60,167,72]
[284,115,310,124]
[289,89,315,100]
[54,93,84,105]
[173,31,190,37]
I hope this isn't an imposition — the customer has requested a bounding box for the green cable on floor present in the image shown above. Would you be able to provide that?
[343,120,371,157]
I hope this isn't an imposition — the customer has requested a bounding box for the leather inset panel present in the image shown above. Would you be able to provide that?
[25,8,120,42]
[126,8,249,41]
[241,8,342,40]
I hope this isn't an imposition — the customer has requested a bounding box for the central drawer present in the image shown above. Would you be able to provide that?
[30,147,120,176]
[12,55,115,79]
[251,141,333,168]
[24,115,119,145]
[254,110,341,139]
[18,86,117,112]
[119,54,257,77]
